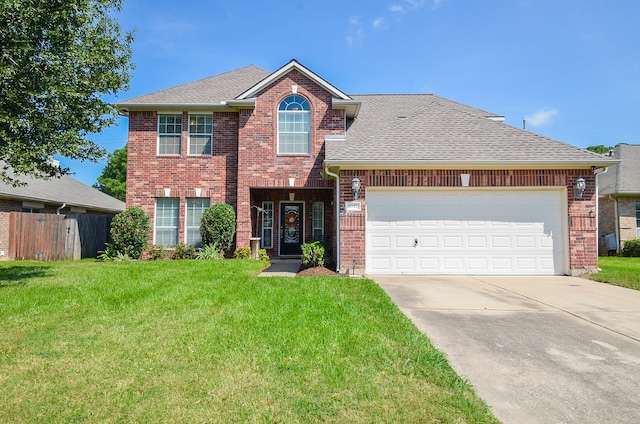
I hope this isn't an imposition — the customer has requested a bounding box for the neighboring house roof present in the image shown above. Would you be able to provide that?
[0,168,125,213]
[325,94,616,169]
[599,144,640,196]
[116,65,271,111]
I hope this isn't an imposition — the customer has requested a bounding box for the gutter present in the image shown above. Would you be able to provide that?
[56,203,66,215]
[323,159,619,171]
[323,165,340,272]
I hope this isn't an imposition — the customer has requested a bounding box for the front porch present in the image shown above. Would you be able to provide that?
[245,187,335,260]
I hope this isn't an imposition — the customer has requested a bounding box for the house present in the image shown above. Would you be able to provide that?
[116,59,616,276]
[0,166,126,259]
[598,144,640,254]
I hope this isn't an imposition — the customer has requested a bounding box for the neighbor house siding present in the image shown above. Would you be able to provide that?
[338,169,597,276]
[598,196,616,254]
[618,198,640,247]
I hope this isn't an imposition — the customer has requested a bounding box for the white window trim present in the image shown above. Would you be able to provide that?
[185,198,210,247]
[154,198,179,247]
[262,201,274,249]
[636,201,640,238]
[312,201,324,240]
[277,96,311,155]
[157,113,182,156]
[187,113,213,156]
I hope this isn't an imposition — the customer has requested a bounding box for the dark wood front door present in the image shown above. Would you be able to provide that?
[280,203,303,255]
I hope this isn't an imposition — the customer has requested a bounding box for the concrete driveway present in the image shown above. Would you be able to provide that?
[372,275,640,424]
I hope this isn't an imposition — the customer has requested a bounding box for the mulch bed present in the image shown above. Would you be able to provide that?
[296,265,338,277]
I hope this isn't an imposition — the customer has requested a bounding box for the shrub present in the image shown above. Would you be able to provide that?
[168,243,196,260]
[109,207,151,259]
[257,249,269,261]
[196,244,223,260]
[301,240,325,267]
[148,244,166,260]
[97,243,131,262]
[621,238,640,257]
[234,247,251,259]
[200,203,236,252]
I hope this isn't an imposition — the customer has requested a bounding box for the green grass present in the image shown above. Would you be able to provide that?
[586,256,640,290]
[0,260,498,423]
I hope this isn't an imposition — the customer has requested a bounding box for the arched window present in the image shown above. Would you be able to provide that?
[278,95,310,154]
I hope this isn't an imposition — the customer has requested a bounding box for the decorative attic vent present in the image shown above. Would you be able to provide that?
[325,134,346,142]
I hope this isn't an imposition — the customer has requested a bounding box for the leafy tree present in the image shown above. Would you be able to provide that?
[200,203,236,252]
[0,0,134,185]
[109,207,150,259]
[586,143,627,155]
[586,145,615,154]
[94,145,127,201]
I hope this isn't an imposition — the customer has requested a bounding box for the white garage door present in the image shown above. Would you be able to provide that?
[366,189,566,275]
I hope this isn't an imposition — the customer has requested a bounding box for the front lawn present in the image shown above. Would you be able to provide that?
[587,256,640,290]
[0,260,498,423]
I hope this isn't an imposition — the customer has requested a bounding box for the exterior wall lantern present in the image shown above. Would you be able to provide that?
[574,177,586,199]
[351,177,361,199]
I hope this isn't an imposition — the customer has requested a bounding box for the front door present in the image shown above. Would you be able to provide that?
[280,203,303,255]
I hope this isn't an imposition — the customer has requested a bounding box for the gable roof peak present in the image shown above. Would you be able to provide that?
[236,59,352,101]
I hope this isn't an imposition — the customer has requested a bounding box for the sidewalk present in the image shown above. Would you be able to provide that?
[258,258,301,277]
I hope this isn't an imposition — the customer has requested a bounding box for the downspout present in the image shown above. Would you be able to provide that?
[609,195,620,254]
[56,203,66,215]
[324,165,340,272]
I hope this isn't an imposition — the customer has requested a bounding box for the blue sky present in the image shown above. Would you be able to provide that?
[63,0,640,186]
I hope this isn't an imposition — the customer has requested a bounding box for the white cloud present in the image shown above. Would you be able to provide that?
[346,16,364,47]
[524,108,559,127]
[372,17,388,29]
[390,4,404,13]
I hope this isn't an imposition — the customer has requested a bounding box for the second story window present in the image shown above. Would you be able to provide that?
[189,114,213,155]
[278,95,310,154]
[158,114,182,155]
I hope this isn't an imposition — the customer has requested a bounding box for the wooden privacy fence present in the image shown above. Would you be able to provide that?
[9,212,113,261]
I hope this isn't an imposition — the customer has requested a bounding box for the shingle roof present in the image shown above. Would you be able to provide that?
[326,94,615,167]
[0,169,125,213]
[115,62,616,168]
[116,65,271,107]
[599,144,640,196]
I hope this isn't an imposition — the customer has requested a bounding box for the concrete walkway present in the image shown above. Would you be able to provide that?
[258,258,301,277]
[373,275,640,424]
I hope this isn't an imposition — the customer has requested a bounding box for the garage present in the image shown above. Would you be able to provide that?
[366,188,567,275]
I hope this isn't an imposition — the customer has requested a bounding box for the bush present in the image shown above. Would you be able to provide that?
[97,243,131,262]
[200,203,236,252]
[168,243,196,260]
[258,249,269,261]
[109,207,151,259]
[196,244,223,260]
[148,244,166,260]
[301,240,325,267]
[621,238,640,257]
[234,247,251,259]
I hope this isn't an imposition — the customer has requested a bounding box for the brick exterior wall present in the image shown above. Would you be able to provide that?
[235,69,344,247]
[126,71,344,253]
[124,68,599,276]
[598,196,616,254]
[337,169,598,276]
[0,199,23,259]
[126,110,241,248]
